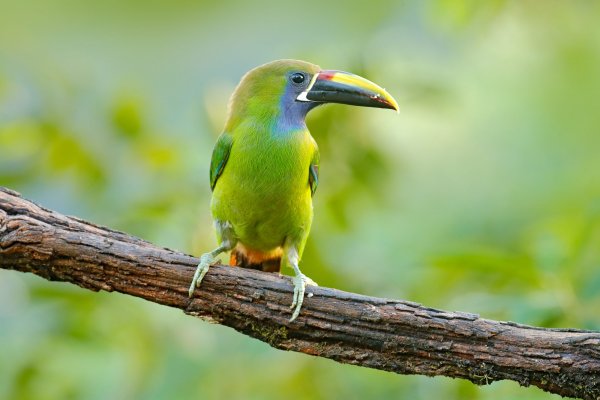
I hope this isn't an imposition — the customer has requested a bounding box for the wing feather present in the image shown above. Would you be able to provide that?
[308,147,320,196]
[209,133,233,191]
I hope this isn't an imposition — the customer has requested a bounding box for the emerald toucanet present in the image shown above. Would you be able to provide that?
[189,59,398,321]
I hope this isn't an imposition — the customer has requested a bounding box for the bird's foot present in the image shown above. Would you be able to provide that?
[290,273,318,322]
[188,253,215,298]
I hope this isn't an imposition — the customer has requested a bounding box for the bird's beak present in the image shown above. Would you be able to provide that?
[297,70,398,112]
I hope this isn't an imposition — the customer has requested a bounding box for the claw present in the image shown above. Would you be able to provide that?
[188,254,214,298]
[289,273,317,322]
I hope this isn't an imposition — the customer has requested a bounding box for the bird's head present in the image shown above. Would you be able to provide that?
[225,59,398,132]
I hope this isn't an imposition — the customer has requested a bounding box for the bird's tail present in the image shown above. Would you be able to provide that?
[230,245,281,273]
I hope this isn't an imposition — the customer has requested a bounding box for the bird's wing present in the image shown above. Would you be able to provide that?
[209,132,233,191]
[309,147,320,196]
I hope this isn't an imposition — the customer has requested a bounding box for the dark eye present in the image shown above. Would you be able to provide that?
[290,73,305,85]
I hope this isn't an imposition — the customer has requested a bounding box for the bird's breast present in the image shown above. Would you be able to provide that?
[228,129,313,194]
[211,127,316,250]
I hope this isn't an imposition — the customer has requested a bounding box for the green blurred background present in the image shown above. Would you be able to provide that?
[1,0,599,398]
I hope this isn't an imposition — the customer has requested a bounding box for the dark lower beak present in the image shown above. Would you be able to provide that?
[297,70,398,112]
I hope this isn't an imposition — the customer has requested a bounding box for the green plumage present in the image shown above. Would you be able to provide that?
[211,128,318,253]
[189,59,398,321]
[210,60,320,259]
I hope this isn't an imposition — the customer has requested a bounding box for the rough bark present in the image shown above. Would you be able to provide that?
[0,186,599,399]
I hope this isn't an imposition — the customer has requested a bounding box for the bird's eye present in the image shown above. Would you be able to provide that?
[290,73,305,85]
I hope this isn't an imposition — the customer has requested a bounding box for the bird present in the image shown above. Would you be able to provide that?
[188,59,398,321]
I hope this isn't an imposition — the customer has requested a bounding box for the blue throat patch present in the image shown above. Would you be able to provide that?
[275,83,319,134]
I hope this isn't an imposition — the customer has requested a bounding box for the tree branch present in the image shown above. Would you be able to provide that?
[0,187,599,399]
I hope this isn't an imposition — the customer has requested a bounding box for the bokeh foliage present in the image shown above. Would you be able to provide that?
[1,0,599,399]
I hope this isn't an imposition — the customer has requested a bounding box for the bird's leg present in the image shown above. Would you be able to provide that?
[284,244,318,322]
[187,244,230,297]
[188,221,236,298]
